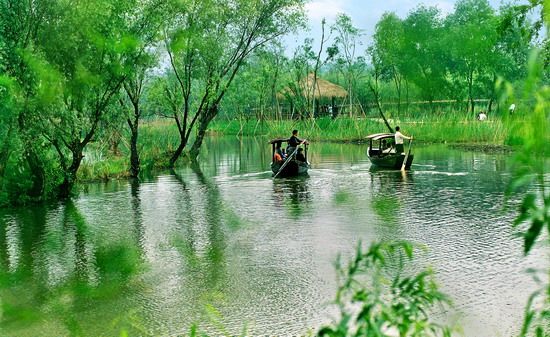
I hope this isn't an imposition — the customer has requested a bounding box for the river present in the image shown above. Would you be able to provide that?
[0,137,545,336]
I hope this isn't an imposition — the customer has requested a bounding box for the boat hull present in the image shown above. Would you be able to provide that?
[271,160,309,177]
[368,153,414,170]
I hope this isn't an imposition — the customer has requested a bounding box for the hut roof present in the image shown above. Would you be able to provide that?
[278,73,348,99]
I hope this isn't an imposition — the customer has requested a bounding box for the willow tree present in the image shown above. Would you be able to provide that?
[0,0,55,197]
[331,14,363,117]
[163,0,305,165]
[400,6,448,111]
[445,0,498,113]
[120,52,158,178]
[373,12,407,113]
[30,0,163,196]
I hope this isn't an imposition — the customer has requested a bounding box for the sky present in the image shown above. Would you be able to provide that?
[283,0,511,55]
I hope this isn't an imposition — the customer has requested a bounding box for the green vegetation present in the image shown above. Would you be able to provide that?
[209,116,509,144]
[1,0,548,206]
[223,0,548,121]
[0,0,306,205]
[0,0,548,334]
[317,242,452,337]
[505,45,550,337]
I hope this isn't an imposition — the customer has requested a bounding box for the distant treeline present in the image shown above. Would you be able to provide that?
[221,0,549,119]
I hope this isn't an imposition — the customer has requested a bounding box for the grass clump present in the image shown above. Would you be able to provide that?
[208,115,510,145]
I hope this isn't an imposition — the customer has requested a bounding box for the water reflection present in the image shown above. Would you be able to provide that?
[0,139,544,337]
[130,178,145,252]
[171,164,227,291]
[0,200,150,336]
[272,177,312,219]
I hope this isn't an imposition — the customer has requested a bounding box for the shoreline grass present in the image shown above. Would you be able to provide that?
[208,116,510,145]
[75,116,513,185]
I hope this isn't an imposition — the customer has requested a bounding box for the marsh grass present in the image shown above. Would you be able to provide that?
[209,115,510,144]
[75,112,536,184]
[77,120,183,182]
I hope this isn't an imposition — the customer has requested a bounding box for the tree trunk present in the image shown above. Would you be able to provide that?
[468,68,475,114]
[128,108,140,178]
[405,79,410,114]
[370,83,393,134]
[0,125,13,180]
[168,135,186,168]
[26,148,45,198]
[189,105,217,160]
[393,68,402,115]
[59,145,84,198]
[376,99,393,134]
[129,121,140,178]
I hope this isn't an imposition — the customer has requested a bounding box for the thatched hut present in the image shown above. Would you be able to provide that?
[278,73,348,118]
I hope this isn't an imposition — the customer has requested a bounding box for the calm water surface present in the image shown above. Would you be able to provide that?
[0,137,545,336]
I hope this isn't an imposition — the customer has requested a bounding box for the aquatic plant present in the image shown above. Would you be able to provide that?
[502,18,550,335]
[316,241,452,337]
[208,116,509,145]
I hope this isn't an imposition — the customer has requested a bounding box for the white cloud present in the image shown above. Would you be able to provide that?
[305,0,348,21]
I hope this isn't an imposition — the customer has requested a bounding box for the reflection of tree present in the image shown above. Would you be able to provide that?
[60,200,145,334]
[130,178,145,254]
[171,164,227,292]
[0,206,48,321]
[0,207,47,278]
[272,177,312,219]
[368,169,414,238]
[0,201,147,336]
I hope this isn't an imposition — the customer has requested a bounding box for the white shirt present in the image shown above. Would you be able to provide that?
[478,113,487,120]
[395,131,409,144]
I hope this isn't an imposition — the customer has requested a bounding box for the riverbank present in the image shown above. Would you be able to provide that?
[208,117,509,144]
[75,117,511,183]
[0,116,521,207]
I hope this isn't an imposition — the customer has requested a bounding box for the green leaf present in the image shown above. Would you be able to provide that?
[514,193,537,227]
[523,219,544,254]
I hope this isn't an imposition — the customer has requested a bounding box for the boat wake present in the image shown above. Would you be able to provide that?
[414,170,468,176]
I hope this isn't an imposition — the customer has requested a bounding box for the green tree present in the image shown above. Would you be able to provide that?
[400,6,448,111]
[331,14,363,117]
[285,38,317,118]
[163,0,305,165]
[444,0,498,114]
[120,53,158,178]
[366,45,393,132]
[373,12,407,113]
[223,43,288,123]
[0,0,55,199]
[33,0,161,196]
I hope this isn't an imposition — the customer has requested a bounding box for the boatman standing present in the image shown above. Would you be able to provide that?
[287,129,308,157]
[394,126,412,154]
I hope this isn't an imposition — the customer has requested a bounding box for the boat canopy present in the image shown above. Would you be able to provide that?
[269,138,290,144]
[366,133,394,141]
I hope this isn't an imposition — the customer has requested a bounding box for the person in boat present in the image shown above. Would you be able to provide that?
[287,129,307,157]
[394,126,412,154]
[295,148,306,162]
[274,141,285,163]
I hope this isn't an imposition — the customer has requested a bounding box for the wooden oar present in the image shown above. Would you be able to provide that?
[273,139,306,178]
[401,138,413,171]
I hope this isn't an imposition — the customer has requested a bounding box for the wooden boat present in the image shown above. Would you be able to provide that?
[270,138,310,177]
[366,133,414,170]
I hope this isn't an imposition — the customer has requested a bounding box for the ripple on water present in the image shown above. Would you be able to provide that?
[0,143,545,337]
